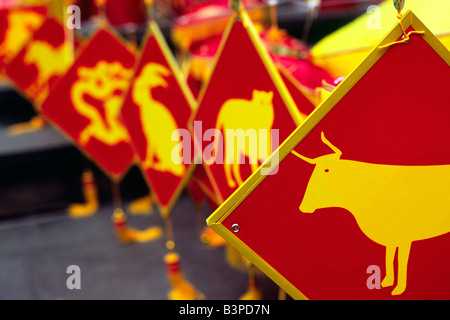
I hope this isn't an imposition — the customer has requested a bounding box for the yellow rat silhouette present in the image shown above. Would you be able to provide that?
[132,63,186,177]
[214,90,274,188]
[292,132,450,295]
[24,41,72,102]
[71,61,132,146]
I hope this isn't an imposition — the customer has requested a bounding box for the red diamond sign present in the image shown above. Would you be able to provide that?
[207,11,450,299]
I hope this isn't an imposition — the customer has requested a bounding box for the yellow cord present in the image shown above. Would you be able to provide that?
[379,11,424,50]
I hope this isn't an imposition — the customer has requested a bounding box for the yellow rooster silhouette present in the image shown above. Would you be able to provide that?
[214,90,275,188]
[71,61,132,146]
[132,63,186,177]
[24,40,71,102]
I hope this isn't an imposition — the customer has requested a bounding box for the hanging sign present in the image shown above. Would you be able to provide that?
[41,29,136,179]
[208,11,450,299]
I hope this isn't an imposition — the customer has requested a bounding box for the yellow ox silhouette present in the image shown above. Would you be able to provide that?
[292,132,450,295]
[71,61,132,146]
[214,90,274,188]
[132,63,186,177]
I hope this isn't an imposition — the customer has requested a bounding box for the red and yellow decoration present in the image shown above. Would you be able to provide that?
[164,252,205,300]
[208,10,450,299]
[192,6,306,203]
[5,17,72,104]
[191,2,315,300]
[112,207,162,244]
[38,14,163,242]
[122,0,205,300]
[121,20,196,218]
[41,29,135,179]
[0,5,47,71]
[68,168,99,218]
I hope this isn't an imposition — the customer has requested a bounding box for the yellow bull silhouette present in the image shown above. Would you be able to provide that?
[132,63,186,177]
[292,132,450,295]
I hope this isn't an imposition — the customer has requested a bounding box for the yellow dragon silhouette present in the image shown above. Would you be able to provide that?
[132,62,186,177]
[71,61,132,146]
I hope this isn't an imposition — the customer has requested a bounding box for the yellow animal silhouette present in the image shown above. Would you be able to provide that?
[214,90,274,188]
[71,61,132,146]
[132,62,186,177]
[293,132,450,295]
[0,10,44,61]
[24,40,72,102]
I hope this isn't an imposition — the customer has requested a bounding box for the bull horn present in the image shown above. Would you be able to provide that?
[291,150,316,164]
[321,132,342,157]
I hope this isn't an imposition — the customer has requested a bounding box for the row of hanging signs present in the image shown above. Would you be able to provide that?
[1,0,450,299]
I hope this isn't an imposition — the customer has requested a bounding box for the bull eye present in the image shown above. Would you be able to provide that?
[324,169,330,173]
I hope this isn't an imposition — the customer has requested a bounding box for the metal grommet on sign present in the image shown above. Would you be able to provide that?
[231,224,240,233]
[401,34,410,44]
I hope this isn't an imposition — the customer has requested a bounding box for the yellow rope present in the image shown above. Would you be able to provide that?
[379,10,424,50]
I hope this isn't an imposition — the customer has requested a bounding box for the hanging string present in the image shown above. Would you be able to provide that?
[378,0,424,50]
[164,214,176,253]
[302,0,320,43]
[278,288,287,300]
[267,0,279,29]
[111,180,123,210]
[230,0,242,13]
[94,0,108,28]
[144,0,156,21]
